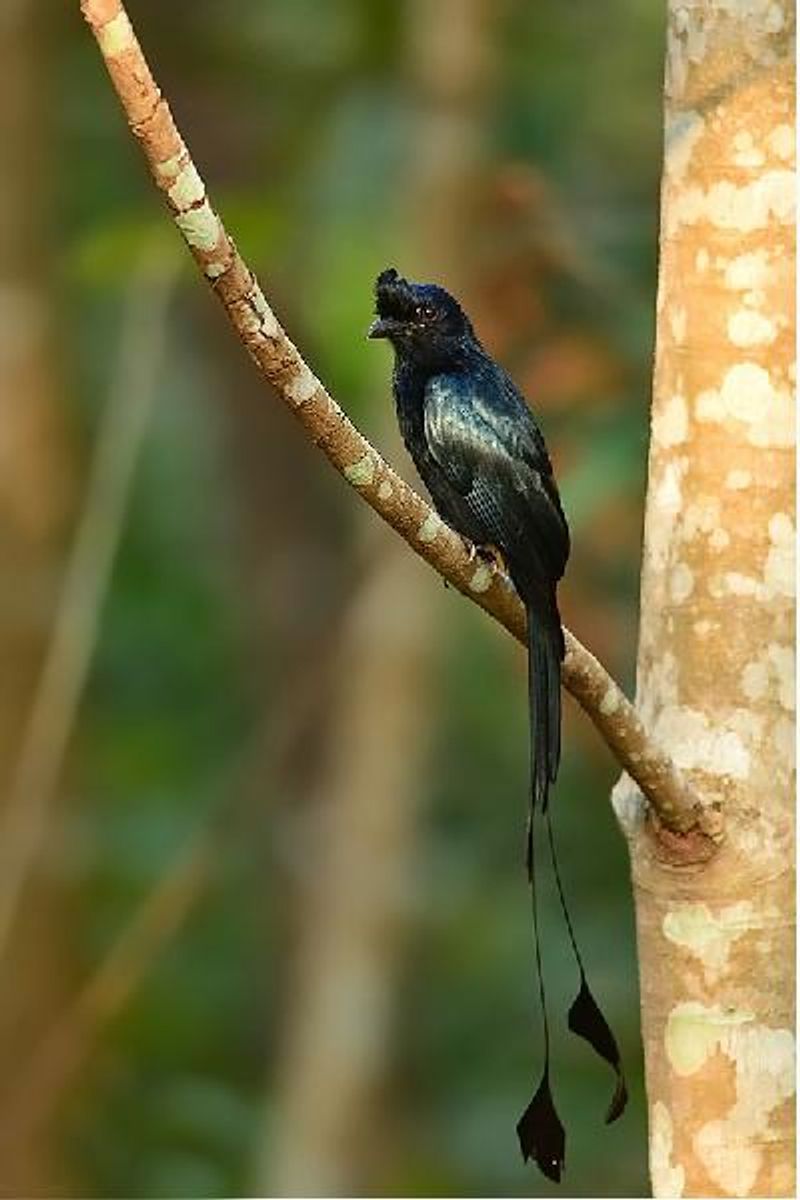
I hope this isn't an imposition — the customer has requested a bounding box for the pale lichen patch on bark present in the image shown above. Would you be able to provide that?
[695,1125,762,1197]
[767,122,794,160]
[655,457,688,513]
[683,494,721,539]
[767,643,795,711]
[670,562,695,602]
[663,901,754,982]
[725,467,752,489]
[727,308,777,346]
[741,658,769,701]
[764,512,795,597]
[763,1,787,33]
[417,512,444,544]
[670,307,688,344]
[706,519,795,603]
[283,361,318,407]
[665,1001,754,1077]
[767,512,793,544]
[96,10,134,57]
[648,457,689,573]
[610,775,646,837]
[771,715,794,766]
[665,170,795,236]
[654,392,689,448]
[469,563,493,593]
[710,570,759,598]
[174,200,221,253]
[653,706,750,779]
[167,162,205,211]
[651,1101,686,1198]
[155,150,185,181]
[249,288,279,340]
[600,685,622,716]
[693,1023,795,1196]
[694,363,795,448]
[343,454,375,488]
[639,651,680,727]
[732,129,765,168]
[724,251,772,291]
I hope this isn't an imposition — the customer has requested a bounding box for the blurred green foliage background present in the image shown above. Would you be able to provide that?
[1,1,666,1195]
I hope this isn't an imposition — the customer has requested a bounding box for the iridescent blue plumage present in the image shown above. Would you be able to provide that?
[370,268,568,812]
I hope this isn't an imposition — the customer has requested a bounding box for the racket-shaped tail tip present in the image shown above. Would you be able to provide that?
[516,1069,566,1183]
[605,1075,629,1125]
[568,975,628,1126]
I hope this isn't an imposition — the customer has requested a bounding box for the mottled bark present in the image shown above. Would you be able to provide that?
[626,2,795,1195]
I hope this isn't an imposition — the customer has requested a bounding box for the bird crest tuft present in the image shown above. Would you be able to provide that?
[373,268,471,333]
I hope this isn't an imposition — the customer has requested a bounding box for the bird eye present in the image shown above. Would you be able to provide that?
[416,304,436,321]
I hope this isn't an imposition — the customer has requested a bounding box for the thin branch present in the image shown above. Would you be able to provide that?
[0,253,177,965]
[78,0,718,845]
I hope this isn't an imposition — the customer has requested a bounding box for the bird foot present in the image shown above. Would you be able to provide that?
[467,540,508,575]
[483,543,508,573]
[459,538,514,592]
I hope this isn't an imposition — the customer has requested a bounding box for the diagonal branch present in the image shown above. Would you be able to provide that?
[79,0,719,847]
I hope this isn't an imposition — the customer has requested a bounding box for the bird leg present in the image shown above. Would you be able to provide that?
[479,542,508,573]
[457,539,515,594]
[465,539,509,576]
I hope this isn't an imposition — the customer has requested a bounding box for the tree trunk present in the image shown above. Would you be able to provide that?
[625,2,795,1195]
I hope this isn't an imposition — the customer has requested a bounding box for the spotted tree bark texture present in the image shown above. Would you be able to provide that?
[627,2,795,1195]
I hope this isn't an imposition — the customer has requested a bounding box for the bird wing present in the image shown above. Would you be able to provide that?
[423,370,569,584]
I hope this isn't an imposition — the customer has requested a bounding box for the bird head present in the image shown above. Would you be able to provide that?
[368,268,475,366]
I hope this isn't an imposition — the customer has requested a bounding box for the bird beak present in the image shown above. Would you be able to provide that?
[367,316,391,339]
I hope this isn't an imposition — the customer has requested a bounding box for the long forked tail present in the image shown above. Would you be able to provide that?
[516,599,567,1178]
[517,600,627,1179]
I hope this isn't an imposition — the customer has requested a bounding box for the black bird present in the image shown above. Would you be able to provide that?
[369,268,626,1182]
